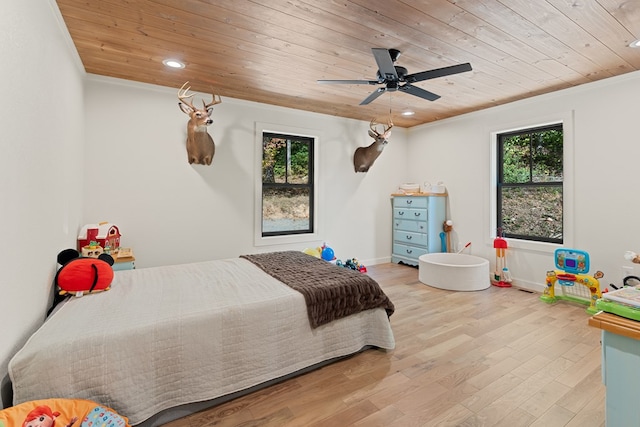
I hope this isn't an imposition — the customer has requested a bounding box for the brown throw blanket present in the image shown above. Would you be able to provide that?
[241,251,395,328]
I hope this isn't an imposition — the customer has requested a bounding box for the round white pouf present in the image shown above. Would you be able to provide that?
[419,253,490,291]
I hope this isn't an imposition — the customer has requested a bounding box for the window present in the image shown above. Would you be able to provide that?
[497,123,563,244]
[261,132,314,237]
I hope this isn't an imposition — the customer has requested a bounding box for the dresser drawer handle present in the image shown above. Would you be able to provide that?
[406,235,412,240]
[414,212,421,217]
[399,211,404,215]
[406,249,413,254]
[406,200,413,205]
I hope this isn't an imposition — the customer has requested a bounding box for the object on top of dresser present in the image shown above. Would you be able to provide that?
[115,247,134,259]
[81,241,104,258]
[77,222,121,252]
[423,181,448,193]
[398,183,420,194]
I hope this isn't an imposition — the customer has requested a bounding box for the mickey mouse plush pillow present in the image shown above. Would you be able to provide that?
[55,248,115,297]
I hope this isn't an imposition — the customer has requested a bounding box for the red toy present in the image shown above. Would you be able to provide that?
[492,235,512,288]
[55,248,115,297]
[77,222,121,252]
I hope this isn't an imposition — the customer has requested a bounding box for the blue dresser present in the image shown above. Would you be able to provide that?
[391,194,447,266]
[113,257,135,271]
[589,312,640,426]
[112,249,136,271]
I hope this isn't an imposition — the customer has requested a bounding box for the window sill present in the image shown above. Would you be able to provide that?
[254,231,320,247]
[489,237,561,254]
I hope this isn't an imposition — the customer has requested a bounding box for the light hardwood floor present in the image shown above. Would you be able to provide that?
[164,263,605,427]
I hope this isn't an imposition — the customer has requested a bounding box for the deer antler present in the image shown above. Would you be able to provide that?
[370,117,394,136]
[178,81,196,111]
[179,82,222,110]
[203,92,222,109]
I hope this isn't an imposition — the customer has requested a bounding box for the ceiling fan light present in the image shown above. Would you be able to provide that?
[163,59,185,69]
[629,39,640,48]
[401,111,415,116]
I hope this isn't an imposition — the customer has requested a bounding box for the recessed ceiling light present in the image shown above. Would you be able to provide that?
[162,59,185,69]
[401,111,415,116]
[629,39,640,48]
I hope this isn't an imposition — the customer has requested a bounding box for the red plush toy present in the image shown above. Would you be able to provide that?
[55,248,115,297]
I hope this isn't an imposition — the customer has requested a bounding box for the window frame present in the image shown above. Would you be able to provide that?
[261,131,315,237]
[486,111,575,254]
[497,123,564,244]
[254,122,320,247]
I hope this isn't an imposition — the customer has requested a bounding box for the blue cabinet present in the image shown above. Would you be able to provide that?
[589,312,640,426]
[391,194,446,266]
[112,249,136,271]
[113,258,135,271]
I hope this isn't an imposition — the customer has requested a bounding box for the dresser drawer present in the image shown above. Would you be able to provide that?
[393,243,428,259]
[394,207,427,221]
[393,230,428,246]
[394,219,427,233]
[393,196,428,209]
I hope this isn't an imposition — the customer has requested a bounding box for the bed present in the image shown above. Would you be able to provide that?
[9,251,395,425]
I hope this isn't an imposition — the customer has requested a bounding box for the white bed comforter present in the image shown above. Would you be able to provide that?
[9,258,395,424]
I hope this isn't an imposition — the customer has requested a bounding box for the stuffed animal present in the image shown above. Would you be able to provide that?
[55,248,115,297]
[0,398,129,427]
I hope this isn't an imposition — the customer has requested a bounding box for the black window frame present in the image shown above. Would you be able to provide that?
[497,123,564,244]
[261,132,314,237]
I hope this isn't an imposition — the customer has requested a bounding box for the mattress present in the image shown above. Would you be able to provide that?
[9,257,395,425]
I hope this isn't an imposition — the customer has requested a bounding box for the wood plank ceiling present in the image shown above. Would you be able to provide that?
[56,0,640,128]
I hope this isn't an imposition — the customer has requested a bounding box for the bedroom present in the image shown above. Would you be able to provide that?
[2,0,640,424]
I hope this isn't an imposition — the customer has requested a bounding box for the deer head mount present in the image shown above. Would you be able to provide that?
[353,117,394,173]
[177,82,222,165]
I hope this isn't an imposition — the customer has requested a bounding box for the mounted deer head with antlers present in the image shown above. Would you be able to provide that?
[177,82,222,165]
[353,117,394,173]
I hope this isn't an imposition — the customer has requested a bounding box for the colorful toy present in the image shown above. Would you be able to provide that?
[55,248,115,297]
[303,247,321,258]
[77,222,121,252]
[304,243,337,261]
[0,398,129,427]
[335,258,367,273]
[540,248,604,314]
[491,234,511,287]
[81,240,105,258]
[321,246,335,261]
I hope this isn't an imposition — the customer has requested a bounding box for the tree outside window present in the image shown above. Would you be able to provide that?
[497,124,563,243]
[262,132,314,236]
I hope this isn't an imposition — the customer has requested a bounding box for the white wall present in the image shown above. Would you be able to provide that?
[83,76,408,268]
[0,0,85,407]
[407,70,640,291]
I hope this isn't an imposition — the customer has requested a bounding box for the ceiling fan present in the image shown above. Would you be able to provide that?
[317,48,472,105]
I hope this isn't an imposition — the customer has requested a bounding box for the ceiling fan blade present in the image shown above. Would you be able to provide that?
[360,87,387,105]
[405,63,472,83]
[371,48,398,81]
[317,79,379,85]
[399,84,441,101]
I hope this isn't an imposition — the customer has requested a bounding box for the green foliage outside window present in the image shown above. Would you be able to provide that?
[498,124,563,243]
[262,133,314,236]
